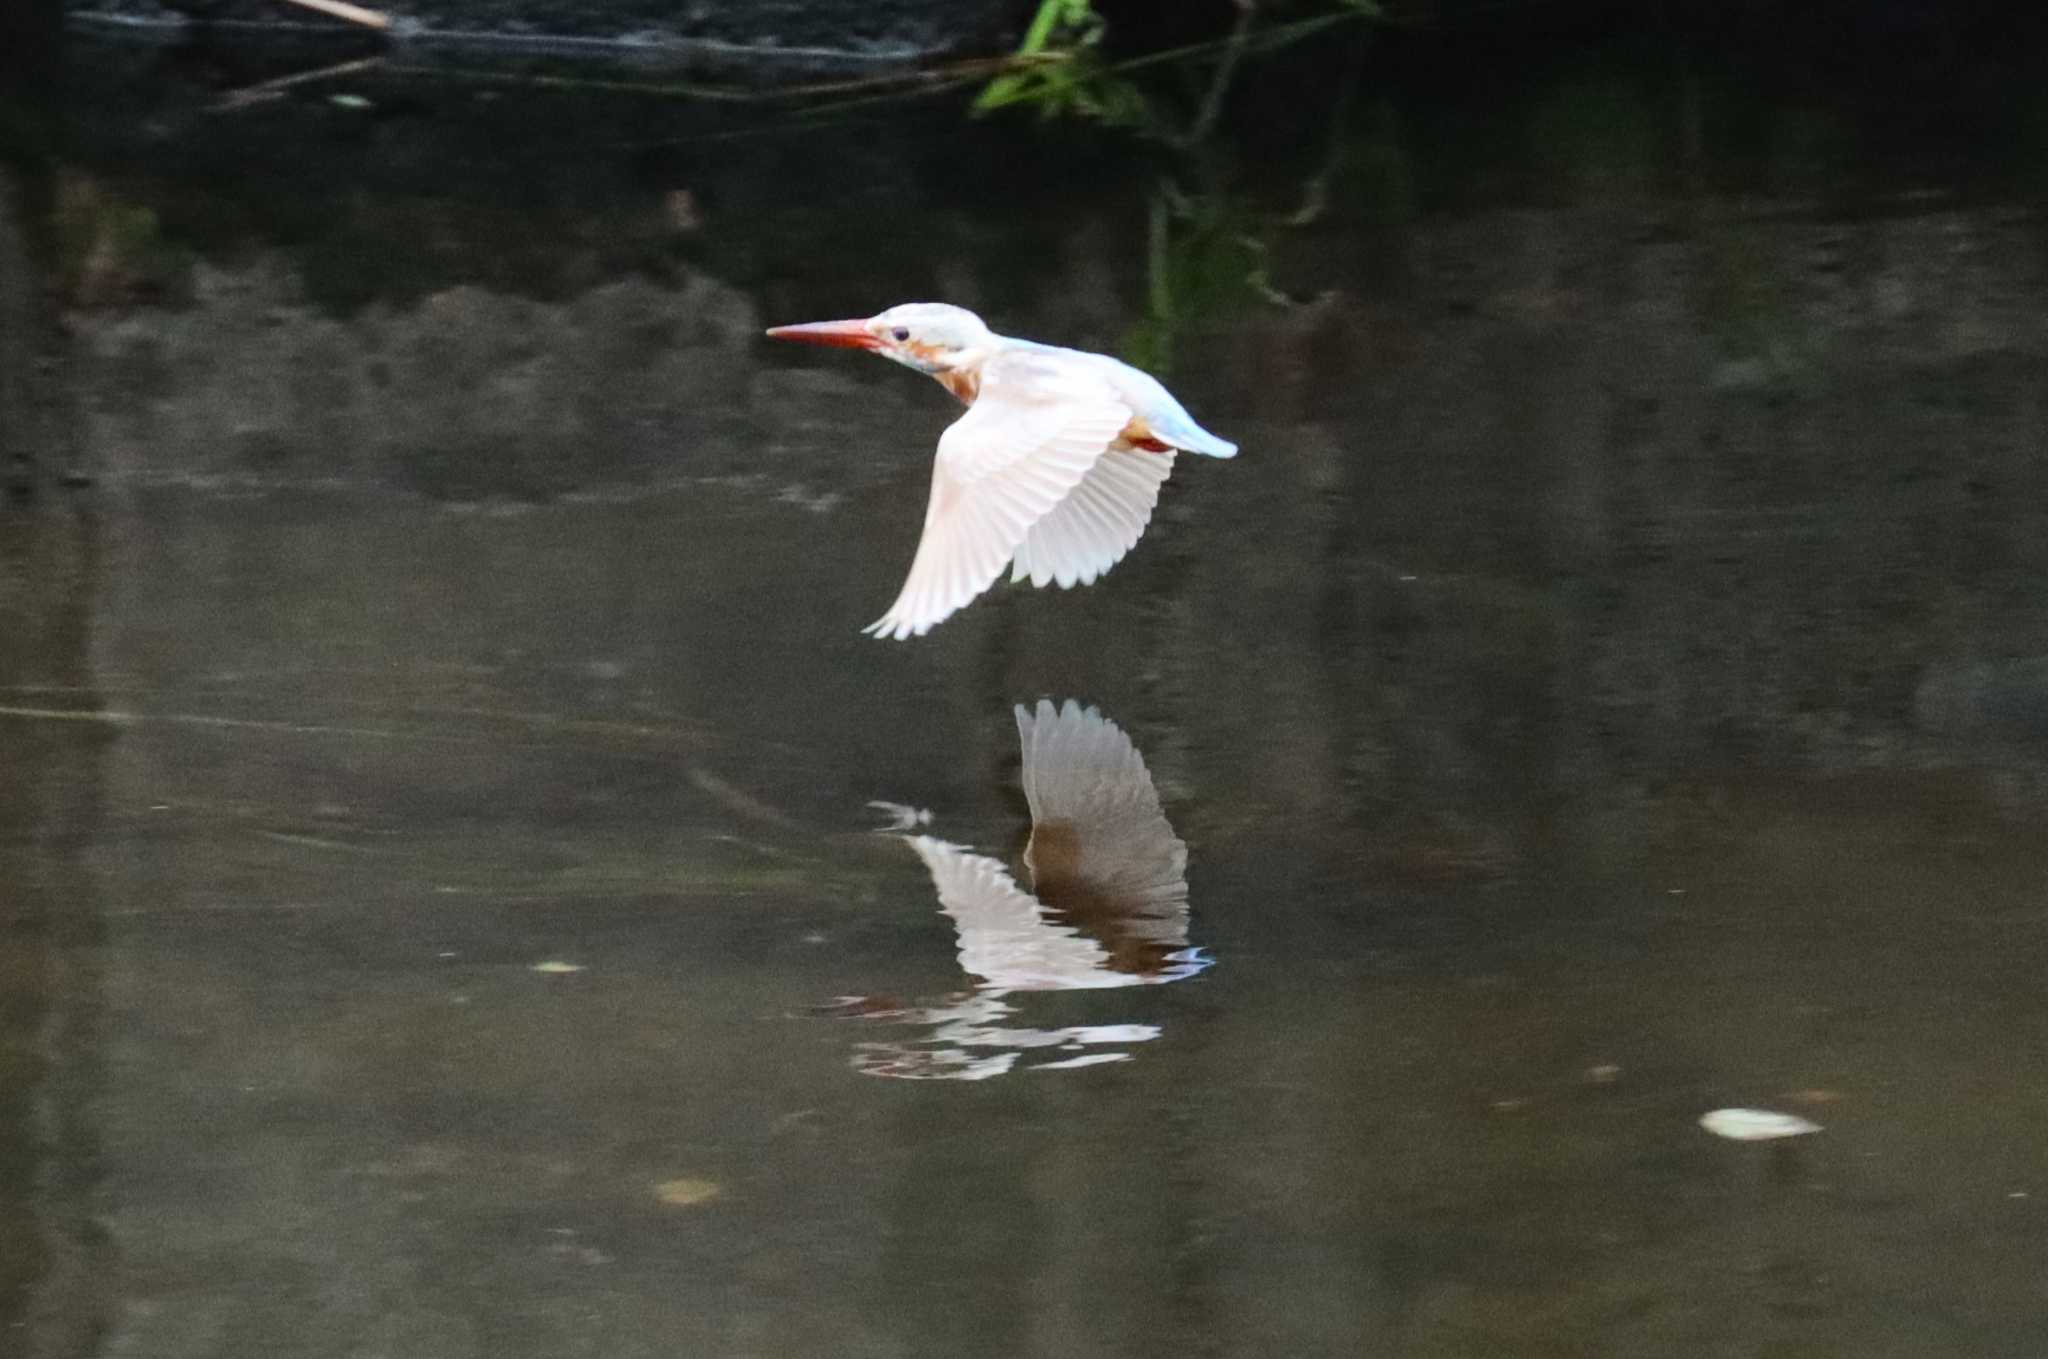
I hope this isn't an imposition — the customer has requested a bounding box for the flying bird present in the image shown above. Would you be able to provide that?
[765,303,1238,639]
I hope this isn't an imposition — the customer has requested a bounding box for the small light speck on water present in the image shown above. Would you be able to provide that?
[653,1178,722,1208]
[530,961,585,975]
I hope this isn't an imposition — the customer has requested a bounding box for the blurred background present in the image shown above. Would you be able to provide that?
[5,2,2048,1355]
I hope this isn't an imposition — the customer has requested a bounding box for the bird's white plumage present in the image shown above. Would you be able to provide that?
[1009,447,1175,589]
[864,352,1131,640]
[765,303,1235,636]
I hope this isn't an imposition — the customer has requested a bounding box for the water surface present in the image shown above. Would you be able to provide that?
[5,34,2048,1357]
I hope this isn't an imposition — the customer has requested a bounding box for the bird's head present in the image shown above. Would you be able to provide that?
[766,303,995,376]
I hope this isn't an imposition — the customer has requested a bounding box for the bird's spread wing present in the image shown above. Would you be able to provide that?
[1016,700,1189,928]
[905,836,1120,990]
[1009,447,1176,589]
[865,355,1130,640]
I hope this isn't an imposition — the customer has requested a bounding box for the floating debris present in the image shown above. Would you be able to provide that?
[529,961,585,975]
[1699,1107,1822,1141]
[652,1178,722,1208]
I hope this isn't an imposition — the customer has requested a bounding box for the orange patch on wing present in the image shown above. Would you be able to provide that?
[1116,417,1174,453]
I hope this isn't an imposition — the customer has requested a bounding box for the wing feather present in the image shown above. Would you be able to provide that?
[866,354,1129,639]
[1009,447,1176,589]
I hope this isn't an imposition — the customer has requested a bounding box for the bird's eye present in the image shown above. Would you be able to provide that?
[890,327,911,342]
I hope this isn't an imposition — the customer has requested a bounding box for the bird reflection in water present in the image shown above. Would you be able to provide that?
[829,700,1209,1080]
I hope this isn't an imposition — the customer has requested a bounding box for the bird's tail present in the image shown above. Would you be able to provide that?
[1177,427,1237,458]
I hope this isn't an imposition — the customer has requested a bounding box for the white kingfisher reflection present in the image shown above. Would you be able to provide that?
[832,699,1209,1080]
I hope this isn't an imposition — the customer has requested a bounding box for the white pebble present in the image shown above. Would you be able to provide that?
[1699,1107,1822,1141]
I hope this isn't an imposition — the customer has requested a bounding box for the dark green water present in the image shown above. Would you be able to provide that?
[4,31,2048,1357]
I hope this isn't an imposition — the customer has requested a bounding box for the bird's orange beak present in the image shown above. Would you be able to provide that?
[764,319,882,350]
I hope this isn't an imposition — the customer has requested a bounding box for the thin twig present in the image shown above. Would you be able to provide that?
[1187,0,1257,145]
[380,54,1012,109]
[276,0,392,30]
[1286,28,1369,224]
[212,54,385,111]
[1145,189,1174,370]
